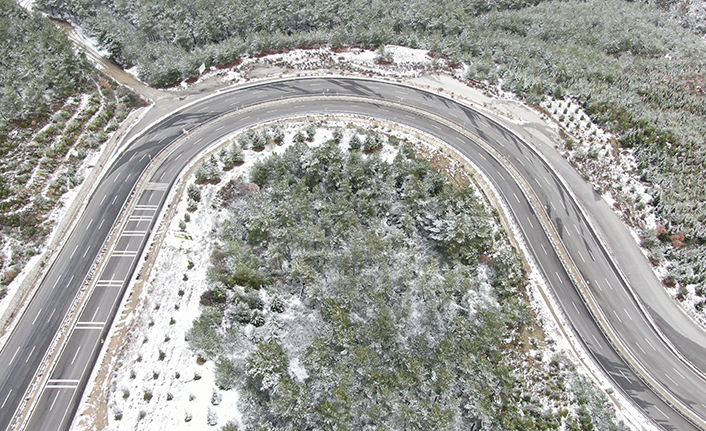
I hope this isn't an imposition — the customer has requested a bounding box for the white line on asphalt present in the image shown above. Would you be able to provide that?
[195,138,202,144]
[594,280,602,291]
[47,308,56,323]
[32,308,42,325]
[550,202,556,211]
[612,309,622,323]
[566,227,571,237]
[624,308,633,321]
[216,125,225,131]
[26,345,36,362]
[574,224,581,235]
[49,391,61,411]
[572,302,580,314]
[111,195,118,205]
[70,245,78,259]
[514,193,520,203]
[560,200,566,210]
[91,306,100,322]
[124,173,131,183]
[673,368,686,380]
[113,172,121,183]
[556,272,563,284]
[540,243,547,255]
[588,249,596,261]
[99,194,107,205]
[9,346,20,364]
[605,278,613,290]
[665,373,679,387]
[592,334,601,348]
[1,390,11,409]
[635,342,646,354]
[619,369,628,380]
[645,338,657,351]
[159,172,165,181]
[83,246,90,258]
[577,250,585,263]
[229,101,238,106]
[174,153,182,161]
[51,275,62,290]
[71,346,81,365]
[85,219,93,230]
[517,158,525,167]
[654,406,669,419]
[98,219,105,230]
[527,217,534,229]
[478,153,488,162]
[140,154,146,162]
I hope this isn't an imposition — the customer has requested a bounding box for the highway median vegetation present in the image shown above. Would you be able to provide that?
[186,132,626,430]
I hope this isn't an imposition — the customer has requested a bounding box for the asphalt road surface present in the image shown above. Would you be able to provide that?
[0,77,705,431]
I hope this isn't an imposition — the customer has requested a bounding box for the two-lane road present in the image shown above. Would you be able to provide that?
[0,77,705,431]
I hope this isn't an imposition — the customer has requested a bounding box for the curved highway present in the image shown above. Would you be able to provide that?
[0,77,705,431]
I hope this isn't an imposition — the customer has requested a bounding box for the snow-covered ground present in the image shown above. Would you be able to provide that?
[73,115,652,430]
[79,120,428,430]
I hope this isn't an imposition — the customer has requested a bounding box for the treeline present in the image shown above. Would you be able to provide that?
[0,0,92,123]
[34,0,706,293]
[186,135,625,430]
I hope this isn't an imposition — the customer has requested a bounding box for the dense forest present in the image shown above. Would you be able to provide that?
[185,131,625,430]
[35,0,706,304]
